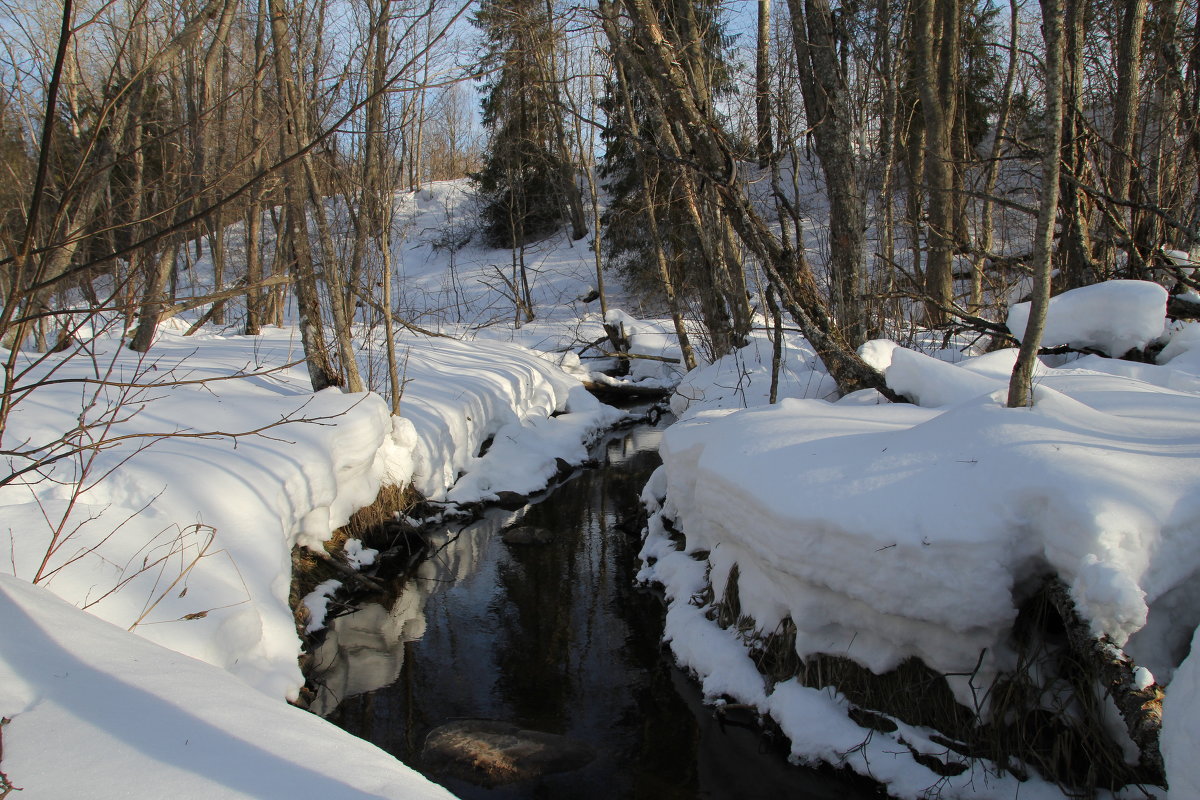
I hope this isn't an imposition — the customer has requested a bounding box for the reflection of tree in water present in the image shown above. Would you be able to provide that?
[489,433,665,724]
[491,434,707,799]
[491,463,592,730]
[588,437,701,798]
[616,559,702,799]
[319,425,881,798]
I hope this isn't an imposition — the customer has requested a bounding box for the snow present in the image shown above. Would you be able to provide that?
[343,538,377,569]
[380,335,623,502]
[766,681,1064,800]
[1158,319,1200,376]
[1162,248,1198,274]
[0,322,621,794]
[642,324,1200,797]
[0,180,636,798]
[885,346,1011,406]
[302,579,343,633]
[0,573,456,800]
[0,332,402,699]
[4,175,1199,799]
[1006,279,1168,356]
[1164,627,1200,797]
[671,330,838,417]
[0,326,620,697]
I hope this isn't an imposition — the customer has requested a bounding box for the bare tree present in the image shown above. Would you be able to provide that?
[785,0,869,347]
[755,0,772,169]
[970,0,1020,311]
[599,0,888,395]
[913,0,961,322]
[266,0,342,391]
[1009,0,1065,407]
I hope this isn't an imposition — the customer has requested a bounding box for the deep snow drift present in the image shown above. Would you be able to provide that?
[0,324,619,700]
[639,281,1200,798]
[0,180,655,798]
[4,166,1198,800]
[0,573,457,800]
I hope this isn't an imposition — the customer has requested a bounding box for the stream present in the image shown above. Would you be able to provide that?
[309,420,885,799]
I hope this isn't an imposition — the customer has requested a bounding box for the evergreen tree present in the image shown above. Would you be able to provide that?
[472,0,582,249]
[598,0,734,306]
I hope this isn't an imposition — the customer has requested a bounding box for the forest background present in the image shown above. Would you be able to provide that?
[0,0,1195,416]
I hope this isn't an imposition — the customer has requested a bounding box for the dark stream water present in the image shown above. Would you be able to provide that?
[310,422,884,799]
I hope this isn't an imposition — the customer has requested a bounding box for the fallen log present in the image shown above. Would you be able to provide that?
[598,351,681,364]
[581,378,672,401]
[1042,576,1165,784]
[1167,293,1200,320]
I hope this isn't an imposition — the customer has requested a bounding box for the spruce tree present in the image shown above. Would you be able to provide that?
[598,1,733,293]
[472,0,579,249]
[598,0,742,344]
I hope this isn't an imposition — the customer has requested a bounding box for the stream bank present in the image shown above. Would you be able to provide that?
[303,421,885,799]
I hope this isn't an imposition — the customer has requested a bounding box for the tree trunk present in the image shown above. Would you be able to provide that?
[612,58,696,371]
[1009,0,1065,408]
[1057,0,1095,288]
[244,0,269,336]
[873,0,899,330]
[601,0,887,396]
[914,0,959,323]
[1042,577,1165,783]
[1101,0,1148,276]
[785,0,869,347]
[755,0,772,169]
[541,0,588,240]
[267,0,340,391]
[129,244,180,353]
[303,158,365,392]
[972,0,1019,311]
[192,0,238,326]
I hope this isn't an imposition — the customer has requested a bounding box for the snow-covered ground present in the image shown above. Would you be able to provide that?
[0,181,657,798]
[639,281,1200,797]
[0,322,622,689]
[0,572,457,800]
[4,168,1199,800]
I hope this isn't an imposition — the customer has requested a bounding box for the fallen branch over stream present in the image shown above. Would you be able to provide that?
[580,378,672,401]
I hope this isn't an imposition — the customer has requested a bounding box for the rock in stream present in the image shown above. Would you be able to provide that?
[421,719,596,787]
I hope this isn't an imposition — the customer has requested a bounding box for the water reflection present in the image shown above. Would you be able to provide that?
[308,511,508,717]
[313,422,882,799]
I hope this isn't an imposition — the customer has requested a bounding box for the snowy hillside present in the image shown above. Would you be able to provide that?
[4,176,1200,799]
[0,181,660,798]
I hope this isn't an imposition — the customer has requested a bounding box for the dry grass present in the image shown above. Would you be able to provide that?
[289,482,420,639]
[338,483,419,546]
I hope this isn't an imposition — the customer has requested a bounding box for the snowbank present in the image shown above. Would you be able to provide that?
[388,334,622,503]
[642,337,1200,796]
[1164,626,1200,796]
[0,574,456,800]
[1006,279,1167,355]
[1,325,619,701]
[1,331,405,699]
[671,331,837,417]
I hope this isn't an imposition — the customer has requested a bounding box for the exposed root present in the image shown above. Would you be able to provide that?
[1038,576,1164,785]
